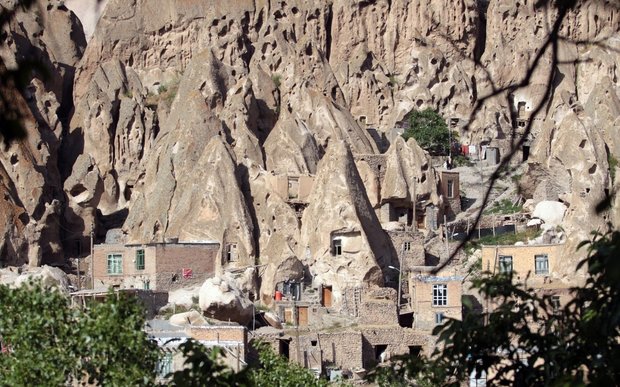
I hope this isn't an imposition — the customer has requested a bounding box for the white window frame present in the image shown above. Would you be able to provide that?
[432,284,447,306]
[333,239,342,256]
[107,253,122,275]
[498,255,513,274]
[535,254,549,275]
[447,179,454,198]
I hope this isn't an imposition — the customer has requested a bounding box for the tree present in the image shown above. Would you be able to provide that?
[402,108,451,155]
[368,227,620,386]
[0,283,160,386]
[167,341,330,387]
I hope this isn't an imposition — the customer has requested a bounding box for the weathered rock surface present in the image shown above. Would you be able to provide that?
[0,0,85,266]
[198,274,253,326]
[0,0,616,295]
[299,140,395,306]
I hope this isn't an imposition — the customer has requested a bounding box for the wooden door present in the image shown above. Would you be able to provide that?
[297,306,308,326]
[284,309,294,324]
[322,286,333,308]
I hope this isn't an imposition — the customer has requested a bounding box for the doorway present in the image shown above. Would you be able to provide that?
[322,286,333,308]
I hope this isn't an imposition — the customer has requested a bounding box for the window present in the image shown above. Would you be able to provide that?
[403,241,411,251]
[333,239,342,256]
[136,249,145,270]
[447,180,454,198]
[551,296,561,312]
[143,280,150,290]
[435,312,445,324]
[432,284,447,306]
[107,254,122,275]
[157,353,173,378]
[226,244,238,262]
[535,254,549,275]
[498,255,513,274]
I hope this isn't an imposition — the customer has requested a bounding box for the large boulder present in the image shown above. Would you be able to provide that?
[532,201,567,226]
[299,140,396,307]
[12,265,70,292]
[169,310,208,327]
[198,274,253,326]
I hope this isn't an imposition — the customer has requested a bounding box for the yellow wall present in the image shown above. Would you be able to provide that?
[481,244,563,285]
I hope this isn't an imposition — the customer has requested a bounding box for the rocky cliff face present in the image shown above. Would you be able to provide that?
[0,0,617,290]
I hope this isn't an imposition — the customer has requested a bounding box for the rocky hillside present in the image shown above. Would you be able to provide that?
[0,0,618,285]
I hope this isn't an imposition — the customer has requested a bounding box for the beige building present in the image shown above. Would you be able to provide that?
[439,170,461,220]
[409,274,463,331]
[92,241,219,291]
[481,243,564,286]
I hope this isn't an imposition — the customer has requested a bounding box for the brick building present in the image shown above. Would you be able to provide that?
[92,241,219,291]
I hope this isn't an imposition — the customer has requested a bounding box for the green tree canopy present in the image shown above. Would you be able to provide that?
[402,108,450,155]
[0,284,160,386]
[369,228,620,386]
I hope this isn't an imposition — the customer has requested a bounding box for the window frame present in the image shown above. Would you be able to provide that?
[135,249,145,270]
[226,243,238,262]
[534,254,549,275]
[107,253,123,275]
[498,255,513,274]
[333,239,342,256]
[403,241,412,251]
[447,179,454,198]
[432,284,448,307]
[435,312,445,324]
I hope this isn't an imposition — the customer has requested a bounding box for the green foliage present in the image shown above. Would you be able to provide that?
[388,74,398,87]
[249,343,329,387]
[168,341,250,386]
[452,154,473,167]
[168,341,328,387]
[484,198,523,215]
[0,283,159,386]
[271,74,282,89]
[369,227,620,386]
[402,108,450,155]
[609,154,618,184]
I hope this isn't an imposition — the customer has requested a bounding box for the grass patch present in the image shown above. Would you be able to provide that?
[465,228,541,250]
[453,154,473,167]
[484,198,522,215]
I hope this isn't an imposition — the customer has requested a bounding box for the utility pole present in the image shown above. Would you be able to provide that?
[90,222,94,289]
[76,256,81,291]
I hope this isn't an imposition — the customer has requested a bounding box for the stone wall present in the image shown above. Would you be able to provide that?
[354,154,387,187]
[386,229,425,270]
[481,243,564,286]
[361,328,436,367]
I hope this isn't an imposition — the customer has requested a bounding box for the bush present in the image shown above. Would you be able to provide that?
[402,108,450,155]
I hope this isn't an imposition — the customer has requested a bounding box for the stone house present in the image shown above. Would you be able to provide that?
[150,320,248,382]
[409,273,464,331]
[92,241,219,291]
[481,243,569,311]
[480,243,564,286]
[439,170,461,220]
